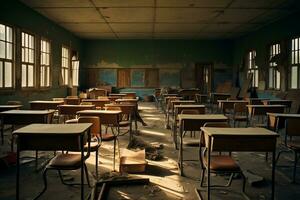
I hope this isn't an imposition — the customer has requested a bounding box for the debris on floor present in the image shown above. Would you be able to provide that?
[127,136,164,161]
[119,149,147,173]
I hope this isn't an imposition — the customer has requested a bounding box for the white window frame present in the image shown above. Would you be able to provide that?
[291,37,300,89]
[40,38,51,88]
[247,50,258,87]
[71,55,79,87]
[0,24,14,89]
[61,46,69,86]
[21,31,35,88]
[268,43,281,90]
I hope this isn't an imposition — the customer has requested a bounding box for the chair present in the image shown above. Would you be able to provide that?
[231,102,249,127]
[34,126,91,200]
[66,116,101,179]
[199,122,247,194]
[99,112,120,171]
[276,118,300,183]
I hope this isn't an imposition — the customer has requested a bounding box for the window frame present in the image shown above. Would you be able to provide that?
[71,53,79,87]
[247,49,259,88]
[21,31,36,88]
[61,45,70,86]
[0,23,14,90]
[40,38,51,88]
[290,37,300,89]
[268,43,281,90]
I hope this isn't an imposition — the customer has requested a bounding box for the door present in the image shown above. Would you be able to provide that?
[195,63,213,93]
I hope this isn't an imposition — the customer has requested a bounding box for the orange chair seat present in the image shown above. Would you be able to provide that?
[49,154,81,169]
[102,133,116,141]
[204,155,240,171]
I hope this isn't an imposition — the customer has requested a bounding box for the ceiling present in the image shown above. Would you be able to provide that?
[20,0,300,39]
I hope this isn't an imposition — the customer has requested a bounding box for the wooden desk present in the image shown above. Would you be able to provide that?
[82,99,110,109]
[58,104,95,121]
[245,98,269,105]
[0,105,22,112]
[13,123,92,200]
[173,105,206,145]
[164,97,183,127]
[217,100,248,114]
[166,100,196,129]
[0,110,55,147]
[262,100,292,112]
[177,114,228,175]
[200,127,279,200]
[29,100,64,110]
[267,113,300,132]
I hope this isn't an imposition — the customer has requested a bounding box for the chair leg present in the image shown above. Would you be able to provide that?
[113,138,116,171]
[95,149,99,180]
[292,151,298,183]
[33,168,49,200]
[200,169,206,187]
[84,164,91,187]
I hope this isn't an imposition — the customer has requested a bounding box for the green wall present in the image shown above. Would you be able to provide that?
[81,39,234,90]
[233,11,300,96]
[0,0,82,107]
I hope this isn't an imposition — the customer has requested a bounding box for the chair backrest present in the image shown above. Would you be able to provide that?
[234,102,248,114]
[285,118,300,137]
[181,109,199,115]
[78,116,100,138]
[64,98,81,105]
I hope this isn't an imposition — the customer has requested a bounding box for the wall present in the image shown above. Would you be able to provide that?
[233,11,300,98]
[0,0,82,108]
[81,39,234,97]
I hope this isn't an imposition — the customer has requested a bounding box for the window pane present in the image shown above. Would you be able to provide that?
[6,43,12,59]
[291,66,298,89]
[276,71,280,89]
[269,68,273,88]
[0,24,5,40]
[46,67,50,86]
[4,62,12,87]
[22,64,27,87]
[28,65,34,87]
[6,26,12,42]
[0,41,5,58]
[255,70,259,87]
[0,62,3,87]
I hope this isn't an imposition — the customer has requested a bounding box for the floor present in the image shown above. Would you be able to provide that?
[0,102,300,200]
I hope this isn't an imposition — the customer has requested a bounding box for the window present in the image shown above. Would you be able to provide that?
[0,24,13,88]
[247,50,258,87]
[268,43,280,89]
[61,46,69,86]
[40,39,50,87]
[291,37,300,89]
[71,55,79,86]
[21,32,35,88]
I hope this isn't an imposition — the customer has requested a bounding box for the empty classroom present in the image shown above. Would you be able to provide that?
[1,0,300,200]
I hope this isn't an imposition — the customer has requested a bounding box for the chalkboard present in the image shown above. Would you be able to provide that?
[99,69,117,86]
[159,69,180,87]
[131,69,145,87]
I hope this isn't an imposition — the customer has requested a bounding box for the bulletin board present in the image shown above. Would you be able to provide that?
[99,69,117,86]
[131,69,145,87]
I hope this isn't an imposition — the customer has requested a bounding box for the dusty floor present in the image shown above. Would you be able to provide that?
[0,102,300,200]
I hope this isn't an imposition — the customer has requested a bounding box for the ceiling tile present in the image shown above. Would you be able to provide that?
[203,24,241,32]
[117,33,153,39]
[251,9,291,24]
[110,23,152,32]
[214,9,266,23]
[36,8,104,23]
[157,0,232,8]
[76,32,116,39]
[93,0,154,7]
[230,0,296,8]
[21,0,92,8]
[60,23,111,33]
[100,8,153,22]
[156,8,218,23]
[154,32,198,39]
[155,23,206,32]
[195,32,227,39]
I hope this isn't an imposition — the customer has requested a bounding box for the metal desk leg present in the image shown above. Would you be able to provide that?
[207,137,211,200]
[178,123,183,176]
[272,150,276,200]
[80,135,84,200]
[16,145,20,200]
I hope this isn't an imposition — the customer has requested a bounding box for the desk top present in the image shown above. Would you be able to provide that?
[267,113,300,118]
[201,127,278,137]
[29,100,64,104]
[58,104,95,108]
[82,99,110,102]
[109,93,126,96]
[178,114,227,121]
[0,109,55,115]
[210,92,231,96]
[115,98,138,102]
[170,100,195,104]
[263,99,292,102]
[0,105,23,109]
[77,110,121,115]
[104,104,136,107]
[218,100,248,103]
[13,123,92,136]
[175,104,205,108]
[163,94,178,97]
[245,98,269,101]
[246,104,286,108]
